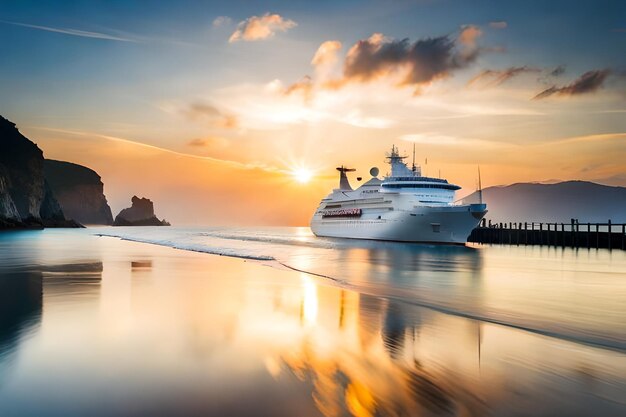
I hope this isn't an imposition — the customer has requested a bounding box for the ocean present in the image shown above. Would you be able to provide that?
[1,227,625,416]
[99,226,626,351]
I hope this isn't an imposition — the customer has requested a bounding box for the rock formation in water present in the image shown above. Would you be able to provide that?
[113,196,170,226]
[463,180,626,223]
[0,115,82,229]
[44,160,113,225]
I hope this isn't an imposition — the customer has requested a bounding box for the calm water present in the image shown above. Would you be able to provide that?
[1,227,625,416]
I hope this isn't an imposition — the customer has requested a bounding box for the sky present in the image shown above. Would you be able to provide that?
[1,0,625,225]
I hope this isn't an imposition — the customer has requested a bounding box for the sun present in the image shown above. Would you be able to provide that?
[291,167,313,183]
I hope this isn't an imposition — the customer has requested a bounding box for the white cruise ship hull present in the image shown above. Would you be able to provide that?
[311,204,487,244]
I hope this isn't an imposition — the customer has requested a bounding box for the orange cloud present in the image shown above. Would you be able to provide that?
[284,75,314,101]
[183,103,239,129]
[229,13,296,42]
[458,25,482,47]
[311,40,342,67]
[187,137,230,149]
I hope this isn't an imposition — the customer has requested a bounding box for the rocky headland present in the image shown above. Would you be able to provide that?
[44,160,113,225]
[113,196,170,226]
[0,116,82,229]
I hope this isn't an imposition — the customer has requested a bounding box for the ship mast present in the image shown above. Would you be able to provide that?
[477,165,483,204]
[412,143,416,173]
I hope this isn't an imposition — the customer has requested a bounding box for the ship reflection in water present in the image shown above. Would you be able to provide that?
[0,229,625,416]
[278,281,624,417]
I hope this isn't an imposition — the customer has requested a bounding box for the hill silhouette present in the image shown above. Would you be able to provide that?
[463,180,626,223]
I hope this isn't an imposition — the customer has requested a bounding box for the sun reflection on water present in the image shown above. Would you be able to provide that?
[301,274,319,326]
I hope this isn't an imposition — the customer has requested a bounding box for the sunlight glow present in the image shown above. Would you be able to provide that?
[291,167,313,183]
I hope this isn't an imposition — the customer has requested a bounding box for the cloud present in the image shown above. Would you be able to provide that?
[458,25,482,46]
[212,16,232,27]
[284,75,314,101]
[187,137,230,148]
[549,65,566,77]
[1,20,139,42]
[184,103,239,129]
[284,41,342,99]
[312,40,342,67]
[533,69,611,99]
[229,13,296,42]
[468,66,541,88]
[333,27,483,92]
[188,138,208,147]
[284,26,493,99]
[489,21,508,29]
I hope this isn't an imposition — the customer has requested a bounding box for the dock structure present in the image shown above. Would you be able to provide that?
[468,219,626,250]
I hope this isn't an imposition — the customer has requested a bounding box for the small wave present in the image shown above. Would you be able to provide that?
[198,231,338,250]
[95,233,276,261]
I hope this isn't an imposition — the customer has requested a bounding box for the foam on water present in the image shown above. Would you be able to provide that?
[96,232,277,261]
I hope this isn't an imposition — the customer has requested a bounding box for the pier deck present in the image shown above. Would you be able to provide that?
[468,220,626,250]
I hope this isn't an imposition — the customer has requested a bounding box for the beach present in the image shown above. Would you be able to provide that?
[1,228,625,417]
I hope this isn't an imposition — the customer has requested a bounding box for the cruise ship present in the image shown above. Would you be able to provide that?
[310,146,487,244]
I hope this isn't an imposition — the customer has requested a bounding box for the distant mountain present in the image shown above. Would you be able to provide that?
[0,115,81,229]
[44,160,113,225]
[463,181,626,223]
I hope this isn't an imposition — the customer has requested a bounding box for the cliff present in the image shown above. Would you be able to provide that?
[44,160,113,225]
[113,196,170,226]
[0,115,81,229]
[463,181,626,223]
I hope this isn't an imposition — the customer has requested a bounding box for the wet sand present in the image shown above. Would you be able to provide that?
[1,229,625,417]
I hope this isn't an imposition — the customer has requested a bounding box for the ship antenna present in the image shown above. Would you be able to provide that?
[412,142,416,173]
[478,165,483,204]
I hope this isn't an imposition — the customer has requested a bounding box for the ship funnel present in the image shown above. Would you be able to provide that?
[336,166,355,190]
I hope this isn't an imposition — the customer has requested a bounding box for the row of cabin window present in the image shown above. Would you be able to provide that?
[381,183,460,190]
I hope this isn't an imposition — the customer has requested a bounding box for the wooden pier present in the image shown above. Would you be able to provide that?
[468,219,626,250]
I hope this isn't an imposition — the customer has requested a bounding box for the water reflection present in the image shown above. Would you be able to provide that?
[280,286,489,417]
[287,239,626,352]
[0,259,102,391]
[382,300,410,359]
[131,260,153,269]
[284,283,625,416]
[41,262,102,291]
[0,271,42,371]
[0,230,624,417]
[288,238,484,286]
